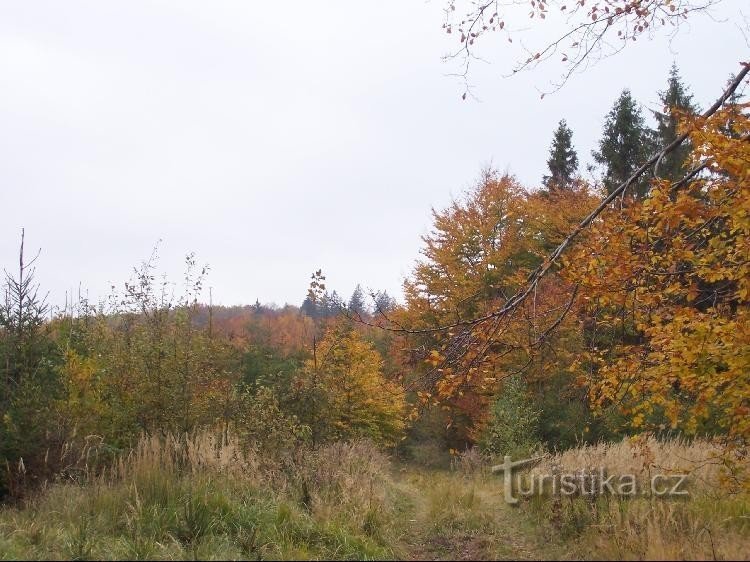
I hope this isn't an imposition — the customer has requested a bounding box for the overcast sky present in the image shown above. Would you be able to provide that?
[1,0,747,310]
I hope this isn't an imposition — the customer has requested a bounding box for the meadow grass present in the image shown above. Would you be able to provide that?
[514,436,750,560]
[0,435,401,560]
[1,434,748,560]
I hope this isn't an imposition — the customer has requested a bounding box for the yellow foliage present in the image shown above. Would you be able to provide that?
[296,323,406,446]
[565,105,750,443]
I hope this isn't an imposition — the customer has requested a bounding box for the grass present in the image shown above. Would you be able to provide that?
[0,435,401,560]
[515,436,750,560]
[1,434,749,560]
[395,468,551,560]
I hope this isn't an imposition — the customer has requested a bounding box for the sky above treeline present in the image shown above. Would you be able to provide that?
[1,0,747,309]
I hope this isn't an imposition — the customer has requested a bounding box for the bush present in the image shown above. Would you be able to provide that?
[479,375,544,460]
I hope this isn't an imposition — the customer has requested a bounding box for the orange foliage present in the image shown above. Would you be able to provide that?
[398,171,596,439]
[564,105,750,442]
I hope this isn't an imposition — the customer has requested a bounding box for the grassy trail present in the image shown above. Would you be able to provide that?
[393,467,556,561]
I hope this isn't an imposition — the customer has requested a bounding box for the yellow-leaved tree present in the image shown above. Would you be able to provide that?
[293,322,406,446]
[564,104,750,448]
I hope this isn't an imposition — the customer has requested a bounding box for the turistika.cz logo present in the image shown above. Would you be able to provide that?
[492,455,689,505]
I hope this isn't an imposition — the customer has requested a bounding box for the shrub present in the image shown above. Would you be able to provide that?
[479,375,543,460]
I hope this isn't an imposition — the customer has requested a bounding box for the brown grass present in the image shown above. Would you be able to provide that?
[516,436,750,560]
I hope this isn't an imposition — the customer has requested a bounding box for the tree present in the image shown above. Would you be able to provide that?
[564,104,750,443]
[373,290,397,315]
[0,231,61,497]
[398,170,594,443]
[593,89,654,198]
[719,73,746,138]
[326,290,344,315]
[652,64,699,181]
[542,119,578,191]
[301,270,327,319]
[348,284,368,316]
[394,68,749,447]
[403,171,533,319]
[479,376,542,459]
[292,323,406,446]
[301,271,343,320]
[54,252,240,446]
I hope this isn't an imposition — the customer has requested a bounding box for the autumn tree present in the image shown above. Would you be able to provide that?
[292,322,406,446]
[564,103,750,443]
[403,170,533,328]
[542,119,578,191]
[593,89,655,198]
[54,251,241,447]
[398,170,595,443]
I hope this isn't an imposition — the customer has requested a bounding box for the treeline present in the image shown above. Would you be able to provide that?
[543,64,702,194]
[0,247,404,498]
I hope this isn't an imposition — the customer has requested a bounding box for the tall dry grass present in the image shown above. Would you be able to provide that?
[513,436,750,560]
[530,435,744,491]
[110,432,259,480]
[0,432,403,560]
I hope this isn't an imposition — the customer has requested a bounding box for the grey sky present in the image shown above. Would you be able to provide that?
[1,0,747,309]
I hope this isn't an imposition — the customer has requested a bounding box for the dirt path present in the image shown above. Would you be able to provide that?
[394,467,554,561]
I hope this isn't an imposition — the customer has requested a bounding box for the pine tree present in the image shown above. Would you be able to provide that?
[652,64,698,181]
[348,284,367,316]
[542,119,578,191]
[593,89,655,198]
[373,290,396,314]
[0,230,61,497]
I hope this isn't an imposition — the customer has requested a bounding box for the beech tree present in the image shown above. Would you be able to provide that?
[398,171,595,441]
[564,103,750,442]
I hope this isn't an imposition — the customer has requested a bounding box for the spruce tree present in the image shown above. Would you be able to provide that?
[0,231,60,497]
[300,295,318,318]
[542,119,578,191]
[348,284,367,316]
[593,89,655,198]
[652,64,698,181]
[373,290,396,314]
[720,72,745,139]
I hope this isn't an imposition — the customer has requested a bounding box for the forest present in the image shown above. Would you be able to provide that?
[1,1,749,560]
